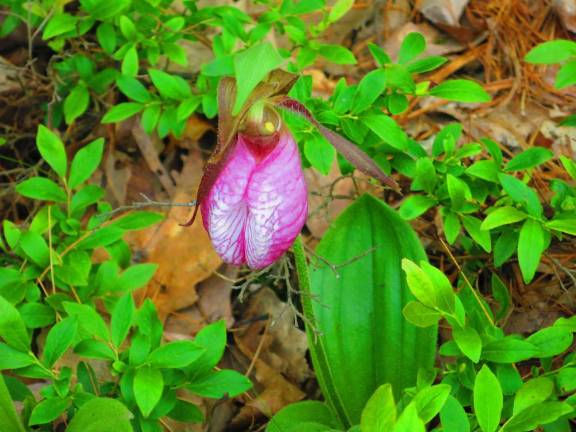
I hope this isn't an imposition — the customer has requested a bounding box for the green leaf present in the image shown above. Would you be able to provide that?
[96,22,116,53]
[447,174,471,211]
[301,195,436,425]
[0,295,30,351]
[149,69,191,100]
[187,369,252,398]
[546,216,576,235]
[0,374,26,432]
[440,395,470,432]
[402,301,441,327]
[102,102,143,123]
[19,231,50,267]
[429,79,491,103]
[121,45,139,77]
[69,138,104,189]
[167,399,203,424]
[267,401,341,432]
[64,84,90,124]
[406,56,447,74]
[0,342,35,369]
[525,40,576,64]
[80,0,131,20]
[304,134,336,175]
[452,326,482,362]
[494,230,518,267]
[63,302,109,341]
[147,341,204,368]
[498,173,542,216]
[43,13,77,39]
[74,339,116,360]
[443,211,461,244]
[111,264,158,292]
[317,44,357,65]
[559,114,576,127]
[517,218,546,284]
[501,402,573,432]
[42,316,77,367]
[474,365,502,432]
[164,43,187,66]
[481,337,538,363]
[513,377,554,415]
[116,76,151,103]
[109,211,164,230]
[505,147,553,171]
[399,32,426,64]
[29,397,70,425]
[481,207,528,230]
[119,15,136,40]
[16,177,67,202]
[398,195,436,220]
[134,366,163,417]
[387,93,409,114]
[368,43,391,66]
[328,0,354,22]
[466,160,500,183]
[412,157,437,193]
[526,326,573,358]
[232,42,283,115]
[395,403,425,432]
[37,125,67,178]
[362,114,408,150]
[360,384,396,431]
[66,397,133,432]
[559,155,576,180]
[56,249,92,286]
[111,293,135,348]
[413,384,451,422]
[187,320,227,376]
[141,104,162,133]
[462,215,492,252]
[351,69,386,114]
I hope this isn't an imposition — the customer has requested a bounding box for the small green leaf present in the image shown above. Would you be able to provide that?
[147,341,204,368]
[360,384,396,431]
[517,218,546,284]
[402,301,441,327]
[0,296,30,352]
[559,155,576,180]
[0,374,27,432]
[187,370,252,398]
[64,84,90,125]
[148,69,191,100]
[232,42,283,115]
[440,395,470,432]
[121,45,139,77]
[481,337,538,363]
[43,316,77,367]
[328,0,354,22]
[546,216,576,235]
[19,231,50,267]
[167,399,204,424]
[474,365,502,432]
[395,403,425,432]
[37,125,67,178]
[429,79,491,103]
[111,264,158,292]
[505,147,553,171]
[368,43,391,66]
[453,326,482,362]
[502,402,573,432]
[96,22,116,53]
[466,160,500,183]
[447,174,471,211]
[267,401,340,432]
[481,207,528,230]
[16,177,67,202]
[141,105,162,133]
[63,302,109,341]
[69,138,104,189]
[525,40,576,64]
[399,195,436,220]
[304,133,335,175]
[116,76,151,103]
[29,398,70,425]
[119,15,136,40]
[134,366,164,417]
[413,384,451,422]
[111,293,135,348]
[407,56,447,73]
[102,103,143,123]
[556,60,576,88]
[66,397,133,432]
[43,13,77,39]
[0,342,35,369]
[526,326,573,358]
[109,211,164,230]
[317,44,357,65]
[513,377,554,415]
[399,32,426,64]
[351,69,386,114]
[462,215,492,252]
[498,174,543,216]
[362,113,408,150]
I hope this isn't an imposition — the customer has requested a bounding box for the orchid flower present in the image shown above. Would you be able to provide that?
[185,71,398,269]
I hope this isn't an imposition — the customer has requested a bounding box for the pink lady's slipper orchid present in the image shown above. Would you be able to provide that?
[185,72,398,269]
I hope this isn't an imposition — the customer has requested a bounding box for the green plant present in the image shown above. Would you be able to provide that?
[0,128,251,431]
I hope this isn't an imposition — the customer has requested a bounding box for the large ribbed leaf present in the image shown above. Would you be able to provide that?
[297,194,437,427]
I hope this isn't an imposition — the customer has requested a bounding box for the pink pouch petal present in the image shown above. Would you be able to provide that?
[244,132,308,268]
[201,140,255,265]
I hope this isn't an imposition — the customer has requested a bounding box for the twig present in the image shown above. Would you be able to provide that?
[100,193,197,218]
